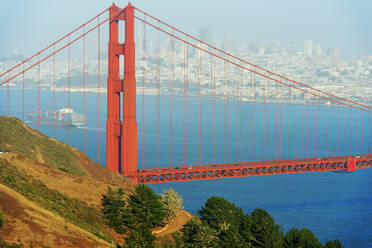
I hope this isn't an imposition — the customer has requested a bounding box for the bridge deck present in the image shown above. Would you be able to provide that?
[125,154,372,184]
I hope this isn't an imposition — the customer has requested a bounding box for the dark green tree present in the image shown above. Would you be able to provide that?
[101,187,129,234]
[125,224,155,248]
[283,228,323,248]
[127,184,166,228]
[250,208,283,248]
[180,217,216,248]
[198,196,244,231]
[198,196,249,247]
[324,240,343,248]
[239,213,258,247]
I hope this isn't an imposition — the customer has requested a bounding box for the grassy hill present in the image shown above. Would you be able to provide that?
[0,116,130,186]
[0,116,135,247]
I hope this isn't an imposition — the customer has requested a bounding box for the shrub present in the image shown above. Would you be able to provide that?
[325,240,343,248]
[125,224,155,248]
[181,217,216,248]
[160,187,184,220]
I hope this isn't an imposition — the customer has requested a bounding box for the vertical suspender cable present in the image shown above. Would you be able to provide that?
[83,26,86,154]
[53,46,56,138]
[68,36,71,145]
[240,66,243,161]
[156,23,160,168]
[214,54,218,163]
[305,90,308,157]
[253,74,256,160]
[250,72,253,161]
[237,66,240,161]
[200,43,202,164]
[197,43,201,164]
[368,111,370,154]
[6,73,9,116]
[170,34,175,166]
[292,88,295,158]
[184,42,187,164]
[325,103,328,155]
[288,87,291,158]
[239,64,242,161]
[266,78,269,160]
[275,79,278,160]
[38,55,40,130]
[279,82,282,159]
[226,59,229,162]
[337,104,340,155]
[97,16,101,163]
[354,108,357,154]
[350,108,352,155]
[361,108,364,154]
[291,90,297,158]
[342,105,345,155]
[224,61,227,162]
[330,103,333,155]
[22,65,25,122]
[263,77,267,160]
[300,90,304,157]
[210,54,213,163]
[142,15,147,168]
[313,100,316,157]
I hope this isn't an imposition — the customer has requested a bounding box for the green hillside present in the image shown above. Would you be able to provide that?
[0,116,88,177]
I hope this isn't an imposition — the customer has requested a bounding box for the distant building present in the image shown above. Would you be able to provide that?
[327,48,341,58]
[314,45,322,56]
[304,40,313,57]
[198,26,212,44]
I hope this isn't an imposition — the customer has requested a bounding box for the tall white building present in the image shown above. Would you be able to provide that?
[304,40,313,57]
[314,45,322,56]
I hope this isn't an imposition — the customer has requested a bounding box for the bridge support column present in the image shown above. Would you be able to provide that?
[122,4,137,176]
[106,3,137,176]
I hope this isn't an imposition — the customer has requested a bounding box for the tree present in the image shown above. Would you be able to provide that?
[180,217,216,248]
[250,208,283,248]
[127,184,166,228]
[161,187,184,220]
[198,196,248,247]
[283,228,323,248]
[101,187,129,234]
[198,196,244,231]
[325,240,343,248]
[125,224,155,248]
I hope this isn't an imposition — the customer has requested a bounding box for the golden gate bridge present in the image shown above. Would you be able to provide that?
[0,3,371,184]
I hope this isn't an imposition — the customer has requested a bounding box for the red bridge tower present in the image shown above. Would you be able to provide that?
[106,3,137,176]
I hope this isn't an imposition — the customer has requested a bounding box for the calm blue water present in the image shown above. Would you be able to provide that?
[1,88,371,247]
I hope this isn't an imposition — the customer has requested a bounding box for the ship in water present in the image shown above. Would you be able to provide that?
[28,107,85,127]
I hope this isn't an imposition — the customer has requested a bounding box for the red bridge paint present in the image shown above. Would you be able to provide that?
[133,155,372,184]
[106,3,137,175]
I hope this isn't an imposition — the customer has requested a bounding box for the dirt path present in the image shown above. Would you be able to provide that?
[153,210,193,237]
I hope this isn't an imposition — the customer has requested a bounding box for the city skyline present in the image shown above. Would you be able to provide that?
[1,0,372,59]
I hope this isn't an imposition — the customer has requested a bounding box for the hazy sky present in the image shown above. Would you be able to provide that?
[1,0,372,58]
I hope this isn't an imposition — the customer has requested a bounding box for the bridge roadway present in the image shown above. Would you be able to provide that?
[125,154,372,184]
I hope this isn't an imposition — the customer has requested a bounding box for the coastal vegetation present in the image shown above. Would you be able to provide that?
[101,186,344,248]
